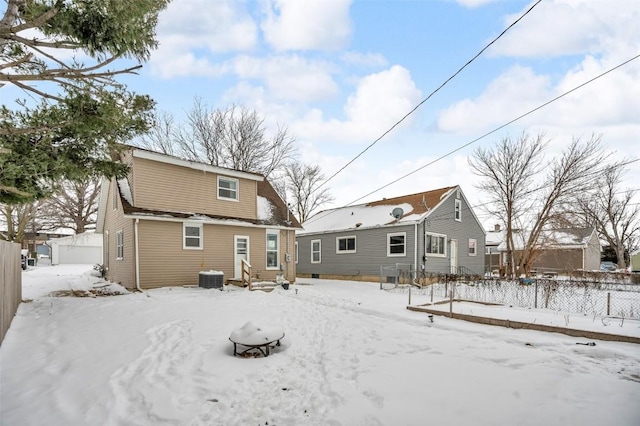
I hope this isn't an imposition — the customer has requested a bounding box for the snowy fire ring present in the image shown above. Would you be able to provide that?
[229,321,285,358]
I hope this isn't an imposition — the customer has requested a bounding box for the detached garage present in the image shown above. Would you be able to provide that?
[48,232,103,265]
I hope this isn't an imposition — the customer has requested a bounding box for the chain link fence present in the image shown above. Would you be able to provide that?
[380,264,640,319]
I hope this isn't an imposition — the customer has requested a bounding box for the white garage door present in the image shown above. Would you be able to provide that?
[58,245,103,264]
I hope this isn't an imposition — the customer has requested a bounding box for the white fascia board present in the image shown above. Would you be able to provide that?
[122,213,296,231]
[95,177,110,233]
[297,221,418,237]
[132,149,264,182]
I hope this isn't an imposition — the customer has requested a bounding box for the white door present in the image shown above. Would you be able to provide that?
[450,239,458,274]
[234,236,250,279]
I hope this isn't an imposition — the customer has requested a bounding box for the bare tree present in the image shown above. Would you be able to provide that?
[469,132,546,277]
[38,178,101,234]
[275,162,335,223]
[574,163,639,269]
[0,201,37,243]
[140,99,297,178]
[470,133,606,276]
[138,111,179,156]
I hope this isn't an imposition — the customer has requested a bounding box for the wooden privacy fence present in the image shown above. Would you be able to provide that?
[1,240,22,346]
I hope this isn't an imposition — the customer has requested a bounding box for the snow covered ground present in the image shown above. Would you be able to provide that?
[1,264,639,426]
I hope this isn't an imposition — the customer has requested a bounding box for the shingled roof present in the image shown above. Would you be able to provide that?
[299,186,458,235]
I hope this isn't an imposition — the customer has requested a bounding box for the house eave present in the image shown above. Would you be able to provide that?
[297,220,419,237]
[123,212,300,231]
[132,149,264,182]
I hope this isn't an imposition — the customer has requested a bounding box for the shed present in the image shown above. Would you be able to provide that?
[48,232,103,265]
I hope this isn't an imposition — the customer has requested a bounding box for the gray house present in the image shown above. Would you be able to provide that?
[296,186,485,281]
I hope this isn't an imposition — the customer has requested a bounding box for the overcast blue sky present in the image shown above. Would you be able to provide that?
[7,0,640,226]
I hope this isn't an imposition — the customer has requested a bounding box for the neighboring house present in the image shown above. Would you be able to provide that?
[630,250,640,273]
[296,186,486,281]
[484,224,503,275]
[48,232,103,265]
[96,147,301,290]
[1,230,71,258]
[497,227,600,274]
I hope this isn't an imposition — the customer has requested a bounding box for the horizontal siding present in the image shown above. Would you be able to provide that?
[103,178,135,289]
[137,220,295,288]
[296,188,486,278]
[297,225,416,277]
[421,191,485,275]
[132,157,257,219]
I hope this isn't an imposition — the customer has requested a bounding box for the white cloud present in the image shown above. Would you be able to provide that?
[261,0,352,51]
[230,55,339,102]
[490,0,640,58]
[292,65,423,144]
[341,52,388,68]
[149,0,257,78]
[437,65,551,134]
[453,0,501,8]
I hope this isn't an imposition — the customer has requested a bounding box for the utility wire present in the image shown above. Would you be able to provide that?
[345,54,640,207]
[314,0,543,193]
[303,53,640,227]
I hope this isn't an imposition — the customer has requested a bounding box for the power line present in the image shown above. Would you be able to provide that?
[302,53,640,227]
[345,54,640,207]
[314,0,543,193]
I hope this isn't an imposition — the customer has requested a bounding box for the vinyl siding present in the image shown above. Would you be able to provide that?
[420,191,485,275]
[584,232,601,271]
[102,178,135,289]
[297,225,416,277]
[132,157,257,219]
[296,188,486,279]
[137,220,296,288]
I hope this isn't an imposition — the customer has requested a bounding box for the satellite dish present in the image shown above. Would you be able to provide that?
[391,207,404,219]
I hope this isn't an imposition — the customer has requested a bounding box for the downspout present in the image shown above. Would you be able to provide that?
[134,218,143,292]
[414,223,418,274]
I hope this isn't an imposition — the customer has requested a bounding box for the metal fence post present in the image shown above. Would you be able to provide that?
[534,278,538,309]
[449,283,454,318]
[607,292,611,316]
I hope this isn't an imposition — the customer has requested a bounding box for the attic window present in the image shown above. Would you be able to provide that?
[454,199,462,222]
[218,176,239,201]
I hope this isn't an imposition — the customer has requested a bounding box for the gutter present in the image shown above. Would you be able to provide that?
[134,218,143,292]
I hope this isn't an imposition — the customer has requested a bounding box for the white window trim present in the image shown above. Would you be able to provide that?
[266,229,280,270]
[217,176,239,202]
[455,199,462,222]
[311,239,321,264]
[336,235,357,254]
[295,241,299,264]
[183,223,203,250]
[116,230,124,260]
[425,232,447,258]
[387,232,407,257]
[469,238,477,256]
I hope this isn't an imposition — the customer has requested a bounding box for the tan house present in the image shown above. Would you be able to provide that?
[96,147,301,290]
